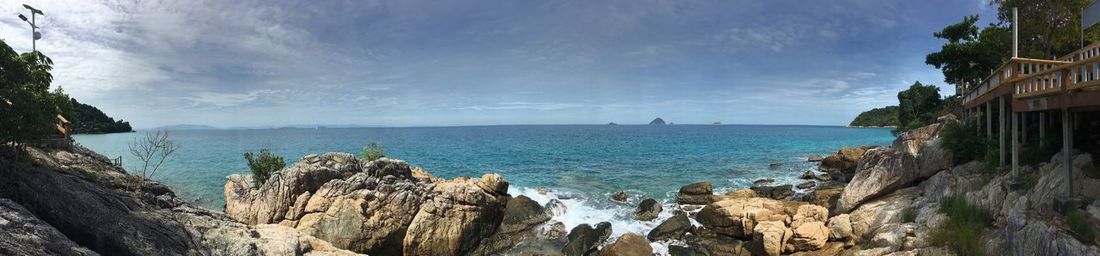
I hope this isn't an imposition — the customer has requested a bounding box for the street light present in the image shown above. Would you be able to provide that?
[17,4,44,52]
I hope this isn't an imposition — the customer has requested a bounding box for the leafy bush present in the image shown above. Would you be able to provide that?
[0,40,74,146]
[894,81,944,135]
[940,120,988,163]
[1066,209,1096,244]
[931,195,992,256]
[243,148,285,184]
[361,142,385,161]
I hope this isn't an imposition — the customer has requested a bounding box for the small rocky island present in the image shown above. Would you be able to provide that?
[649,117,666,125]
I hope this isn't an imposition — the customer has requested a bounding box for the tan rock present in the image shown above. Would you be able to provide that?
[785,221,829,252]
[835,148,918,213]
[696,197,802,238]
[826,214,854,242]
[752,221,791,256]
[790,204,828,229]
[600,233,653,256]
[402,174,509,256]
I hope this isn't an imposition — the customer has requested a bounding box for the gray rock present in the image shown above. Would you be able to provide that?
[648,214,692,241]
[751,185,794,200]
[0,199,97,256]
[562,222,612,256]
[633,198,662,221]
[835,148,918,213]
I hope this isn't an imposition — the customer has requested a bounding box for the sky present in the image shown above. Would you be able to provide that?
[0,0,1002,128]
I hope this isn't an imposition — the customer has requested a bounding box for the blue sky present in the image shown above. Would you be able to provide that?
[1,0,999,128]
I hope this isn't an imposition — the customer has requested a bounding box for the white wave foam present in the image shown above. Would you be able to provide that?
[510,186,676,241]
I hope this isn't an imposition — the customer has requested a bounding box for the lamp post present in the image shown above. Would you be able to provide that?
[17,4,44,52]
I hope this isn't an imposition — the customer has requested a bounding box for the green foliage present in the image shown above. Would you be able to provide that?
[1065,209,1096,244]
[931,195,993,256]
[894,82,944,135]
[985,141,1001,171]
[1014,170,1038,191]
[996,0,1100,59]
[940,120,988,163]
[0,39,72,146]
[925,15,1011,87]
[849,106,899,127]
[901,207,918,223]
[361,142,385,161]
[243,148,285,184]
[71,98,133,134]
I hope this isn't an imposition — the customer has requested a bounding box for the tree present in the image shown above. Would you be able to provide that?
[128,130,180,190]
[0,39,72,148]
[995,0,1099,59]
[361,142,385,161]
[895,82,944,134]
[925,15,1011,89]
[243,148,285,184]
[849,106,899,127]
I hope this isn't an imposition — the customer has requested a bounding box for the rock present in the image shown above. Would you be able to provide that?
[892,114,954,156]
[790,204,829,229]
[610,191,628,202]
[820,146,869,175]
[471,195,552,255]
[826,214,854,242]
[648,214,693,241]
[546,198,568,216]
[785,222,830,252]
[769,162,784,169]
[800,171,817,180]
[540,221,568,240]
[753,178,776,186]
[402,174,509,256]
[753,221,791,256]
[599,233,652,256]
[0,198,97,256]
[808,155,824,162]
[696,197,802,238]
[537,187,551,195]
[751,185,794,200]
[677,181,716,205]
[835,148,918,213]
[562,222,612,256]
[797,181,816,189]
[810,187,843,211]
[683,231,753,255]
[633,198,662,221]
[650,117,667,125]
[915,137,953,178]
[847,187,919,242]
[225,153,363,226]
[814,173,833,182]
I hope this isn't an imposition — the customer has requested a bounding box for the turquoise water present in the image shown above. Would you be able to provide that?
[74,125,891,208]
[74,125,892,237]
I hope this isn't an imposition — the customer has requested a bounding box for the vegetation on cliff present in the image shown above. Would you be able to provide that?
[70,98,133,134]
[931,195,993,256]
[848,106,898,127]
[243,148,285,184]
[0,39,74,146]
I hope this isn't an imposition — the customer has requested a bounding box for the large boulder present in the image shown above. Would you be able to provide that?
[600,233,652,256]
[562,222,612,256]
[790,204,828,229]
[892,114,955,156]
[835,148,918,213]
[648,214,693,241]
[784,222,829,252]
[696,197,802,239]
[470,195,552,255]
[225,153,364,225]
[677,181,716,205]
[820,146,870,179]
[751,185,795,200]
[0,199,96,256]
[633,198,662,221]
[752,221,791,256]
[402,174,510,256]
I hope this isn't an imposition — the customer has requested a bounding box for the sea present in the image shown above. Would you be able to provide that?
[73,124,893,247]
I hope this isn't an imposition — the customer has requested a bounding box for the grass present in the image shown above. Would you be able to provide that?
[930,195,992,256]
[901,207,918,223]
[1066,209,1096,244]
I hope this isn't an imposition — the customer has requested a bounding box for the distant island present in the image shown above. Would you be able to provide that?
[71,99,133,134]
[649,117,666,125]
[848,106,898,127]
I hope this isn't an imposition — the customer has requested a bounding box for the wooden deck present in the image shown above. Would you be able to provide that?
[962,41,1100,111]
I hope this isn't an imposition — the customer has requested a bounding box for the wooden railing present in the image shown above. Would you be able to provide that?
[962,58,1071,105]
[1012,53,1100,99]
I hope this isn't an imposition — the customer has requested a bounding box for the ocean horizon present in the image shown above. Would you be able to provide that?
[74,124,893,237]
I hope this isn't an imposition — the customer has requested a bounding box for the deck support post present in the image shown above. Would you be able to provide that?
[1012,112,1020,176]
[1039,112,1046,147]
[1063,107,1074,198]
[1000,96,1007,167]
[987,102,993,139]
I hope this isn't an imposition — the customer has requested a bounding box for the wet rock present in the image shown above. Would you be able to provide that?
[677,181,716,205]
[769,162,784,169]
[610,191,628,202]
[751,185,794,200]
[753,178,776,186]
[648,214,692,241]
[546,198,568,216]
[599,233,652,256]
[683,230,752,255]
[471,195,552,255]
[633,198,662,221]
[807,155,824,162]
[540,221,567,241]
[800,171,817,180]
[797,181,816,189]
[562,222,612,256]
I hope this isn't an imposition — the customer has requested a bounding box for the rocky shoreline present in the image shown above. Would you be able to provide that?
[3,115,1100,255]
